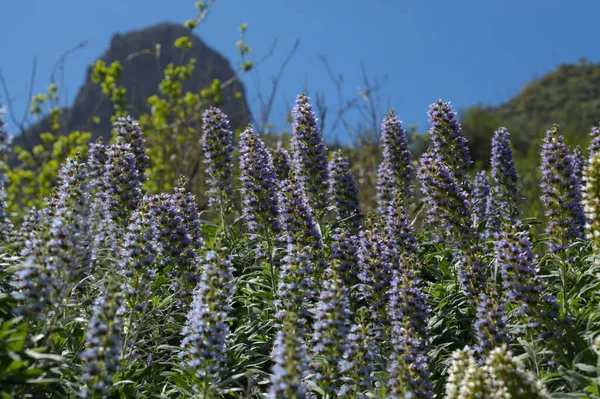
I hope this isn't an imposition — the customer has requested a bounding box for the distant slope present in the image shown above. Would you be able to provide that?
[15,22,251,150]
[462,60,600,167]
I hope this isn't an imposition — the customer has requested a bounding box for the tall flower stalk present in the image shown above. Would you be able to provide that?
[202,106,234,216]
[487,128,520,234]
[540,124,585,252]
[427,100,472,193]
[239,125,281,258]
[388,266,432,399]
[473,171,490,226]
[181,251,234,396]
[329,150,361,231]
[290,93,329,217]
[376,110,414,216]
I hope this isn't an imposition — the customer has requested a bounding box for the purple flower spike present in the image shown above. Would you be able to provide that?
[418,151,473,248]
[427,100,472,193]
[540,124,586,252]
[181,251,234,388]
[240,125,281,248]
[376,110,414,216]
[487,128,520,234]
[329,150,361,230]
[473,292,510,356]
[290,93,329,215]
[388,268,433,399]
[202,107,234,210]
[271,147,292,182]
[473,171,491,225]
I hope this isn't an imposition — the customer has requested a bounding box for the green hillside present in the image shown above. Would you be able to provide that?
[460,60,600,217]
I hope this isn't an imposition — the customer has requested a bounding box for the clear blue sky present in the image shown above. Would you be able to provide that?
[2,0,599,143]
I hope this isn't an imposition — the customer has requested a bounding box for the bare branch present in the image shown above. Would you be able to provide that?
[256,39,300,134]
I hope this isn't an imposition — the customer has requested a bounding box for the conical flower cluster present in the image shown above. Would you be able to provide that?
[376,110,413,215]
[290,94,329,216]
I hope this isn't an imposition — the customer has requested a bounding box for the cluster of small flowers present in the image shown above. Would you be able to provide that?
[446,346,550,399]
[202,106,234,209]
[311,268,353,395]
[80,280,124,397]
[100,142,145,223]
[356,222,389,322]
[426,100,472,192]
[473,292,510,355]
[290,93,330,215]
[114,116,149,181]
[388,268,432,399]
[239,126,281,248]
[15,159,94,316]
[329,226,359,286]
[329,150,361,230]
[376,110,413,215]
[418,151,472,247]
[271,147,292,182]
[540,124,586,251]
[473,171,491,224]
[143,193,203,295]
[278,175,324,281]
[487,128,521,234]
[572,146,585,184]
[494,228,560,339]
[269,316,311,399]
[181,251,234,387]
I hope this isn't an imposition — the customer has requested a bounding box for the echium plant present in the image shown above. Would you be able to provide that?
[99,142,145,224]
[202,106,234,213]
[427,100,472,193]
[485,346,551,398]
[473,290,510,356]
[572,146,585,184]
[181,251,234,396]
[376,110,414,216]
[388,267,432,399]
[356,218,389,325]
[446,346,551,399]
[487,128,520,235]
[239,125,281,257]
[80,278,124,398]
[114,116,149,183]
[310,266,353,396]
[383,190,418,276]
[119,200,161,359]
[173,177,204,251]
[278,175,325,288]
[494,228,560,340]
[473,170,490,225]
[271,147,292,183]
[445,347,494,399]
[418,151,472,248]
[269,315,311,399]
[15,158,93,318]
[540,124,586,252]
[329,150,361,231]
[340,307,378,396]
[290,93,329,217]
[144,193,202,297]
[329,226,359,286]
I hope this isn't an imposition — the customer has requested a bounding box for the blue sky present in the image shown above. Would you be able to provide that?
[2,0,599,143]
